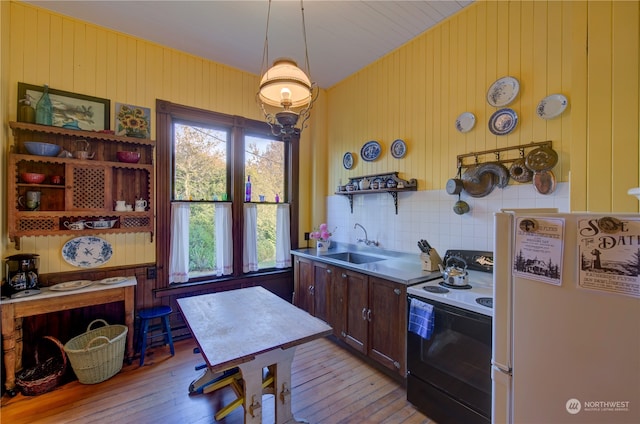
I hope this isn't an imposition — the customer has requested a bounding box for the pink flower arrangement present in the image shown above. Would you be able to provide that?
[310,223,334,242]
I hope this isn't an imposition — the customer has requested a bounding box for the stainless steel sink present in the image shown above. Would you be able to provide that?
[323,252,386,264]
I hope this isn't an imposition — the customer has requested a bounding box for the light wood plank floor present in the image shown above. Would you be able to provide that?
[1,337,434,424]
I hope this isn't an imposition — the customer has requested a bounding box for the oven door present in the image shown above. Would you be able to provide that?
[407,295,492,423]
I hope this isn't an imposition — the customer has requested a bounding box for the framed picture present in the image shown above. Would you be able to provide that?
[18,82,110,131]
[115,103,151,139]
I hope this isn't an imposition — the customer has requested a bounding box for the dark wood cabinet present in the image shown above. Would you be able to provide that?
[8,122,154,248]
[294,255,407,376]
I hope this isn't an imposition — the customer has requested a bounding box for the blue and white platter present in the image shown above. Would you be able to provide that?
[361,140,381,162]
[391,139,407,159]
[487,76,520,107]
[488,108,518,136]
[343,152,354,169]
[62,236,113,268]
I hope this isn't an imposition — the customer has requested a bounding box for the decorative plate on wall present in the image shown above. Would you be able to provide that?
[390,139,407,158]
[455,112,476,133]
[488,108,518,136]
[536,94,568,119]
[487,76,520,107]
[343,152,354,169]
[62,236,113,268]
[360,140,381,162]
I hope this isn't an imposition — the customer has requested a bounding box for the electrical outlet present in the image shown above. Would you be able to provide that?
[147,266,157,279]
[304,232,310,241]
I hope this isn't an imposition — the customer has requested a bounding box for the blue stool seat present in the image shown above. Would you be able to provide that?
[138,305,175,366]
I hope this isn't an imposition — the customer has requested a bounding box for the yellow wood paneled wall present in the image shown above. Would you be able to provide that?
[1,1,319,271]
[326,0,639,213]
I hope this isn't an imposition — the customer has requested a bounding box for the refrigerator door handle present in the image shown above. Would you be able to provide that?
[491,360,511,374]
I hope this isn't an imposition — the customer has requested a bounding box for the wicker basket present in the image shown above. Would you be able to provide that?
[63,319,128,384]
[16,336,67,396]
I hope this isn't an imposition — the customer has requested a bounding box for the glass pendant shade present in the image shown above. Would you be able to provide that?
[259,58,312,108]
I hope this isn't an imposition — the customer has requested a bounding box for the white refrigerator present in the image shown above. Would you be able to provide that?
[492,211,640,424]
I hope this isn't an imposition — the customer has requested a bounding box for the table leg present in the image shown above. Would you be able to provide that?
[1,304,17,395]
[237,347,307,424]
[123,286,135,361]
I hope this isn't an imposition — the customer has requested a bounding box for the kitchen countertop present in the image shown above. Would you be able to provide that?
[291,243,440,285]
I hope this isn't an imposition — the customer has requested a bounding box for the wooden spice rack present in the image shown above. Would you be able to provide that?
[335,172,417,214]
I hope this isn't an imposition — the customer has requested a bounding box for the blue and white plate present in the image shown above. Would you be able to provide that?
[488,108,518,136]
[62,236,113,268]
[487,76,520,107]
[343,152,354,169]
[455,112,476,133]
[361,141,381,162]
[536,94,568,119]
[390,139,407,159]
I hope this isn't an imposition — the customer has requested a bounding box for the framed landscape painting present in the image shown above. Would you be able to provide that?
[17,82,110,131]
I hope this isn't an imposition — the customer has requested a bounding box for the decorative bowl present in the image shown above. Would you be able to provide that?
[20,172,46,184]
[24,141,61,157]
[116,151,141,163]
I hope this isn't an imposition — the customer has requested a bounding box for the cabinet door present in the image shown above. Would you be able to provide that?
[330,269,347,338]
[343,269,368,354]
[368,276,406,374]
[293,257,314,314]
[312,261,332,323]
[66,163,113,211]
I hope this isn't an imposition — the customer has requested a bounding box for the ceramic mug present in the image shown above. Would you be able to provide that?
[135,199,147,211]
[64,220,85,230]
[18,191,41,211]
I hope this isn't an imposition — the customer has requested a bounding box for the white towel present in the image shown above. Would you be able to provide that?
[408,298,435,339]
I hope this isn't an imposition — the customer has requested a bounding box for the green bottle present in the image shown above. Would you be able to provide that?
[35,84,53,125]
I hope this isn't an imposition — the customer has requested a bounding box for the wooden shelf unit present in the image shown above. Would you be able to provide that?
[335,171,417,214]
[8,122,155,249]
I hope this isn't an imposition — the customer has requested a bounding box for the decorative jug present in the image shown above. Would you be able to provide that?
[359,177,370,190]
[135,199,147,211]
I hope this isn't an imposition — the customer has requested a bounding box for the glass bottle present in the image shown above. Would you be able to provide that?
[19,95,36,123]
[35,84,53,125]
[245,175,252,202]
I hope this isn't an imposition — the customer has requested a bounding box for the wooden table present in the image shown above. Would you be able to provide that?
[177,286,332,424]
[1,277,136,395]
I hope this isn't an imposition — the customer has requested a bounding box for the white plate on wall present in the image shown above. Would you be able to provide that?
[455,112,476,133]
[487,76,520,107]
[62,236,113,268]
[536,94,568,119]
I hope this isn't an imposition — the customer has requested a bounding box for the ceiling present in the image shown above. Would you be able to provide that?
[25,1,473,89]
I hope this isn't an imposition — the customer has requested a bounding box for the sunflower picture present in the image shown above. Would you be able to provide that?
[116,103,150,138]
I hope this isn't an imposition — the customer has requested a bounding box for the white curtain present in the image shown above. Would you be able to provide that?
[169,202,190,283]
[215,203,233,276]
[243,203,258,272]
[275,203,292,268]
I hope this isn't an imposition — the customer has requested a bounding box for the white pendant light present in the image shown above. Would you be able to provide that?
[257,0,318,140]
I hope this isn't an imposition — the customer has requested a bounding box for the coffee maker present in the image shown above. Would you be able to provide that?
[3,254,41,298]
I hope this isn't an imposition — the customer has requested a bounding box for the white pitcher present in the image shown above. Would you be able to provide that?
[135,199,147,211]
[115,200,127,211]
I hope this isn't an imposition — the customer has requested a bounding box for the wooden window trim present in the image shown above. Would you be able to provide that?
[155,99,300,289]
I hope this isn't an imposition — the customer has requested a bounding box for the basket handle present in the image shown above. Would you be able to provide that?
[86,319,110,332]
[35,336,67,368]
[84,336,111,350]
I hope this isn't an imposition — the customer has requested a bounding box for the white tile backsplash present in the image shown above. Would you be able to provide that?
[326,183,569,255]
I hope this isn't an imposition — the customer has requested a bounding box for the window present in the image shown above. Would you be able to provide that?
[156,100,299,287]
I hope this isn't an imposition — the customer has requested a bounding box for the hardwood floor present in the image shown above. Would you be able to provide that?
[1,337,434,424]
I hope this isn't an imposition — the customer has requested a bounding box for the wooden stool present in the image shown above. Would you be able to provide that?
[138,305,175,366]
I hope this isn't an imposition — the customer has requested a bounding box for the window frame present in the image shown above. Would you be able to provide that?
[156,100,300,288]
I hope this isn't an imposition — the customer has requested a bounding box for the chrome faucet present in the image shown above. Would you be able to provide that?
[354,223,378,246]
